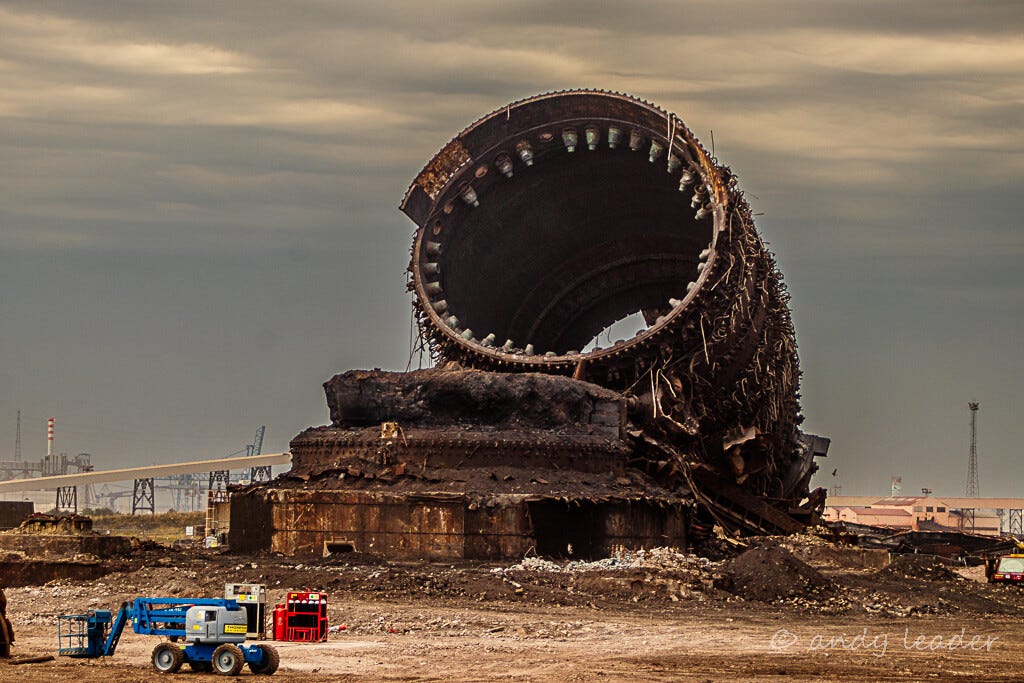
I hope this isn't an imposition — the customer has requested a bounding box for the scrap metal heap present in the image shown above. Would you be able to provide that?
[230,90,828,560]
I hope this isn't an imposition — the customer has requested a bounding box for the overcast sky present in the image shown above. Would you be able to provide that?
[1,1,1021,500]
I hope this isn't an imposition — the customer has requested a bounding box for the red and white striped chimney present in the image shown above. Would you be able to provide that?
[47,417,54,456]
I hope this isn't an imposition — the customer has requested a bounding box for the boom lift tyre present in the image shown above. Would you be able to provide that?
[212,644,245,676]
[249,643,280,675]
[151,642,184,674]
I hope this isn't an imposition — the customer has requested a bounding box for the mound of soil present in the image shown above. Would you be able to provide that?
[722,546,834,602]
[0,558,120,587]
[875,554,959,581]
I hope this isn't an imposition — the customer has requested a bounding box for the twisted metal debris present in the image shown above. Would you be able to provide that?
[401,90,825,533]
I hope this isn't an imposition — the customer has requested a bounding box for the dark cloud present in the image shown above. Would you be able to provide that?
[1,2,1022,502]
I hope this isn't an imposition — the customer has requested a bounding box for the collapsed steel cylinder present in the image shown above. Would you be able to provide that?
[402,90,815,521]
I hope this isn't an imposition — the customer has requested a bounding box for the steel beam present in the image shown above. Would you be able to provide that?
[1010,509,1023,536]
[0,452,291,493]
[250,464,272,483]
[55,486,77,514]
[208,470,230,504]
[132,478,155,515]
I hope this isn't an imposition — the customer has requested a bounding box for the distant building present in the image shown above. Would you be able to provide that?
[824,495,1001,536]
[824,506,913,529]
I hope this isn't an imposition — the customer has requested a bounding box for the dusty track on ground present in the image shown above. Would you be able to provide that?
[3,603,1020,682]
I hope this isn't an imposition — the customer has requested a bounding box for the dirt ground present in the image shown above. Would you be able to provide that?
[2,544,1024,682]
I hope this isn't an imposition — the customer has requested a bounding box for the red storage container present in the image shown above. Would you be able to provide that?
[272,603,287,641]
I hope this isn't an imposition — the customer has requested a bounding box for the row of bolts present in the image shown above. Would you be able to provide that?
[420,123,720,357]
[458,125,715,221]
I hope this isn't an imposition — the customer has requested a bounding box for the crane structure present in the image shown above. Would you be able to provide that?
[247,426,270,483]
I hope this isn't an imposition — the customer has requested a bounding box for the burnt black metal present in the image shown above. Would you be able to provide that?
[401,90,821,529]
[233,90,824,558]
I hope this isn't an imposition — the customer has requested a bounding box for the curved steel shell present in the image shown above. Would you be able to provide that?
[401,90,812,525]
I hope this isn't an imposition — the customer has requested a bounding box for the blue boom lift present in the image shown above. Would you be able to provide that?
[58,597,279,675]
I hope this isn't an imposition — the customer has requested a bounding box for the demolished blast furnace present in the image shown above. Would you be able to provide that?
[230,90,828,559]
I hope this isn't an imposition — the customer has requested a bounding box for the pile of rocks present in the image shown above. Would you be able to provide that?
[876,554,961,581]
[492,547,716,574]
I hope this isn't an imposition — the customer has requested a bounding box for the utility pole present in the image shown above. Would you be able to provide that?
[966,401,980,497]
[964,401,980,532]
[14,410,21,461]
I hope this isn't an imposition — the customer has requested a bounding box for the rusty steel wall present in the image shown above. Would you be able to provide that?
[228,492,274,554]
[234,489,471,559]
[0,502,32,530]
[230,488,685,561]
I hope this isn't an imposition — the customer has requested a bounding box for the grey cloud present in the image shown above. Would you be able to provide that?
[0,2,1021,501]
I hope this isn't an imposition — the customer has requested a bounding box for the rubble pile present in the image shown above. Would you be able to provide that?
[746,530,889,570]
[875,554,962,582]
[5,513,94,535]
[759,530,836,550]
[493,547,715,574]
[0,513,133,581]
[721,546,835,602]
